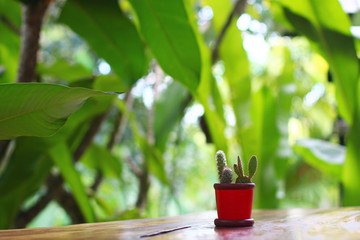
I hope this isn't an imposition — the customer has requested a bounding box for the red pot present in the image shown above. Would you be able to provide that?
[214,183,255,227]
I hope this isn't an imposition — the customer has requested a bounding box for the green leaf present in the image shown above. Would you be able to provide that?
[250,86,281,207]
[342,110,360,205]
[81,144,123,180]
[294,138,344,181]
[93,74,129,93]
[0,83,111,140]
[49,143,95,222]
[0,94,112,228]
[207,0,251,127]
[206,0,251,146]
[196,74,228,153]
[37,59,93,83]
[278,0,359,124]
[129,0,202,92]
[59,0,147,88]
[153,81,190,151]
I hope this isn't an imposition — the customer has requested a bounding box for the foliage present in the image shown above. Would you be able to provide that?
[0,0,359,229]
[275,0,360,206]
[294,139,345,181]
[0,83,112,139]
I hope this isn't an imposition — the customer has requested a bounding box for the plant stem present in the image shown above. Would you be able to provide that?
[211,0,247,64]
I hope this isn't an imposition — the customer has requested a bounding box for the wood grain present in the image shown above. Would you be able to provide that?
[0,208,360,239]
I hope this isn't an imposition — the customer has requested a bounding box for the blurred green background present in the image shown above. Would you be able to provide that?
[0,0,359,229]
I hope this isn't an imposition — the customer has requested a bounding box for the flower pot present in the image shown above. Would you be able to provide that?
[214,183,255,227]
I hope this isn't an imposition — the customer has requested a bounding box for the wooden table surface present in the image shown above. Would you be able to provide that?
[0,207,359,239]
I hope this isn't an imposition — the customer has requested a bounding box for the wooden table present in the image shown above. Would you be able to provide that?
[0,208,359,239]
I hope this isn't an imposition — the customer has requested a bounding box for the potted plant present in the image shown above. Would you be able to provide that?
[214,150,258,227]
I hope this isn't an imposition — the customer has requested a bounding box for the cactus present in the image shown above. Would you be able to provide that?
[216,150,227,181]
[216,150,258,184]
[220,167,233,184]
[235,155,258,183]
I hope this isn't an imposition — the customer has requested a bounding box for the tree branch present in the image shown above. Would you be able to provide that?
[53,176,86,224]
[54,111,110,222]
[135,169,150,210]
[211,0,247,64]
[17,0,50,82]
[107,92,133,150]
[134,64,163,211]
[73,111,110,161]
[91,92,134,192]
[15,174,63,228]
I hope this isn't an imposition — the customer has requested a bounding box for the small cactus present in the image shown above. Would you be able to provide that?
[220,167,233,184]
[235,155,258,183]
[215,150,258,184]
[216,150,227,181]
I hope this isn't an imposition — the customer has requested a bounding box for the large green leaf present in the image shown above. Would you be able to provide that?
[194,36,228,152]
[0,92,112,228]
[342,110,360,205]
[276,0,360,206]
[59,0,147,88]
[277,0,359,124]
[207,0,252,157]
[250,86,281,208]
[245,46,295,208]
[294,138,345,181]
[129,0,202,92]
[154,81,190,151]
[49,143,95,222]
[0,83,111,140]
[196,74,228,153]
